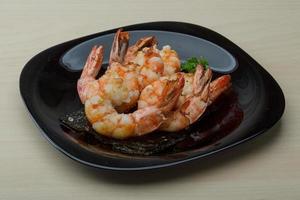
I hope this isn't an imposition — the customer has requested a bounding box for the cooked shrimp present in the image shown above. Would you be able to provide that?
[139,65,213,132]
[134,46,165,88]
[78,38,184,138]
[77,45,104,103]
[175,72,231,109]
[78,44,141,113]
[125,34,180,78]
[160,65,212,131]
[139,66,232,132]
[97,62,141,113]
[79,29,176,113]
[138,73,185,111]
[113,29,180,88]
[110,29,164,89]
[159,45,181,76]
[123,32,180,77]
[84,75,184,139]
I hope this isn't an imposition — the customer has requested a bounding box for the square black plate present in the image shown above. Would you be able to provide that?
[19,22,285,170]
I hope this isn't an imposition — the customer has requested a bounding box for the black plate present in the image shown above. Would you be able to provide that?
[19,22,285,170]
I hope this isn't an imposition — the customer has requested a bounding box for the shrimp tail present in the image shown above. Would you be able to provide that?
[109,28,129,65]
[77,45,104,103]
[132,107,164,136]
[124,36,157,64]
[159,74,185,113]
[209,75,231,105]
[181,65,212,124]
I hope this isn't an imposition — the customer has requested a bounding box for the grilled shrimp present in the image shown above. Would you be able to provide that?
[159,45,181,76]
[121,29,180,85]
[176,72,231,109]
[159,65,212,131]
[139,65,212,132]
[110,29,164,89]
[78,29,168,114]
[138,73,185,110]
[77,28,230,137]
[124,35,165,88]
[98,62,141,113]
[133,44,181,86]
[160,69,233,132]
[84,75,184,139]
[78,39,185,138]
[139,65,232,131]
[77,45,141,113]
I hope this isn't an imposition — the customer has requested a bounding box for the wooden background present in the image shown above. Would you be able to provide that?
[0,0,299,199]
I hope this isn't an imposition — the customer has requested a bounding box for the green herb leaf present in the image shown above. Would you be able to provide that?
[199,57,209,68]
[181,56,209,72]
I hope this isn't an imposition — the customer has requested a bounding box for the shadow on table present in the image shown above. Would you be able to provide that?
[66,121,283,185]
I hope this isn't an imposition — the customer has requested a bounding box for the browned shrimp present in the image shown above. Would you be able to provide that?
[139,65,232,132]
[77,45,141,113]
[77,39,184,138]
[159,45,181,76]
[84,75,184,139]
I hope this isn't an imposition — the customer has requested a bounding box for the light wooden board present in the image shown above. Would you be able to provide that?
[0,0,299,199]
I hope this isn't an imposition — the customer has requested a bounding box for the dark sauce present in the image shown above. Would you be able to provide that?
[60,89,243,156]
[173,89,243,152]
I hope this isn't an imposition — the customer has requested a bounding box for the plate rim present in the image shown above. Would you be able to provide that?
[60,29,239,73]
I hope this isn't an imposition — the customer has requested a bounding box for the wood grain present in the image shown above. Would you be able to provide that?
[0,0,299,199]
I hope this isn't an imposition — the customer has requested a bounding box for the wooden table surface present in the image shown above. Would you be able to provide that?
[1,0,299,199]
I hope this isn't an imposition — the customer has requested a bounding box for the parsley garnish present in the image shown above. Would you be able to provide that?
[181,57,209,73]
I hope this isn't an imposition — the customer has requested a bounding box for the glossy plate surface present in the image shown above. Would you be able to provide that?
[19,22,285,170]
[62,30,237,73]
